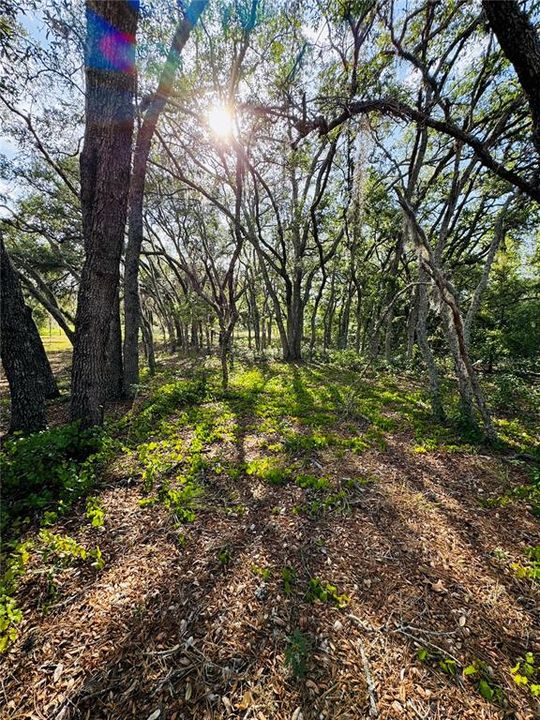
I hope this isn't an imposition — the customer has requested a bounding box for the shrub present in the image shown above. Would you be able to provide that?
[0,423,109,535]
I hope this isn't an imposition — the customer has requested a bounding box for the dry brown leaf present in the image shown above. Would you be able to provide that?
[236,690,254,710]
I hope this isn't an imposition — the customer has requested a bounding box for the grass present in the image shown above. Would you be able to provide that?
[40,330,72,352]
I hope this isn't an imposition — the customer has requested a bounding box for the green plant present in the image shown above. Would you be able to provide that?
[246,457,291,485]
[511,545,540,581]
[511,653,540,697]
[285,629,311,679]
[218,546,232,566]
[295,474,331,491]
[159,479,202,524]
[0,423,110,534]
[306,577,350,608]
[126,378,207,441]
[463,660,505,703]
[251,564,271,580]
[37,529,105,570]
[281,566,296,595]
[86,497,106,528]
[0,595,23,653]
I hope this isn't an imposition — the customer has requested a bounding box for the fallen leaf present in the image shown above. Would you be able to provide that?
[236,690,254,710]
[53,664,64,683]
[431,579,447,593]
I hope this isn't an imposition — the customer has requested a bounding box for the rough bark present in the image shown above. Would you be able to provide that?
[415,268,446,423]
[483,0,540,160]
[141,312,156,375]
[123,0,208,397]
[1,233,58,433]
[71,0,139,427]
[104,287,124,400]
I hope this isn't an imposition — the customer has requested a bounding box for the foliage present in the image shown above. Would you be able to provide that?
[37,529,105,570]
[285,629,312,679]
[511,546,540,582]
[0,423,112,535]
[462,659,505,703]
[510,653,540,698]
[126,377,207,442]
[281,566,296,596]
[306,577,350,608]
[85,497,105,528]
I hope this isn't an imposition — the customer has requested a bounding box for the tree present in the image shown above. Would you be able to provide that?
[482,0,540,160]
[0,230,58,433]
[123,0,209,397]
[70,0,139,427]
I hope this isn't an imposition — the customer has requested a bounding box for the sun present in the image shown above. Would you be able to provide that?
[207,104,234,139]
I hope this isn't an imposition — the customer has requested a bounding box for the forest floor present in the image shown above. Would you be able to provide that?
[1,352,539,720]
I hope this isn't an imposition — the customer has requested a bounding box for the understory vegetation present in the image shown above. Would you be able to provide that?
[1,353,539,717]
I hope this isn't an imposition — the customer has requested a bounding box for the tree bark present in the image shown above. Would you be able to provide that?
[483,0,540,160]
[71,0,139,427]
[1,233,58,433]
[104,287,124,400]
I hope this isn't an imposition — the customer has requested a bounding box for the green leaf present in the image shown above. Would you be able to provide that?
[478,679,494,701]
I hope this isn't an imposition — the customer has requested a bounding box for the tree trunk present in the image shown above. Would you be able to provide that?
[416,272,446,423]
[71,0,139,427]
[141,312,156,375]
[1,233,59,433]
[123,0,208,396]
[104,287,124,400]
[483,0,540,160]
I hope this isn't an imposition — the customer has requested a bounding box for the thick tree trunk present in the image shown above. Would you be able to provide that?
[284,271,304,361]
[1,234,59,433]
[71,1,139,427]
[104,288,124,400]
[123,0,208,396]
[483,0,540,160]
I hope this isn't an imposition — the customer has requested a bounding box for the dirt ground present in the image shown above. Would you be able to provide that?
[1,354,539,720]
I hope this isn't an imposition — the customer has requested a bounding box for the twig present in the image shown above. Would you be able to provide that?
[358,638,379,718]
[392,627,460,664]
[144,643,181,656]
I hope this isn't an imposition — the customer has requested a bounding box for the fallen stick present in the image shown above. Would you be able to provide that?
[358,638,379,719]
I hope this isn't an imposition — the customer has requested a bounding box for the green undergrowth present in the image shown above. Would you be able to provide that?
[0,422,114,536]
[481,466,540,518]
[1,355,537,657]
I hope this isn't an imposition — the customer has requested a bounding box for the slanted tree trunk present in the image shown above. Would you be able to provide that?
[71,0,139,427]
[483,0,540,160]
[1,233,59,433]
[415,272,445,423]
[123,0,208,397]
